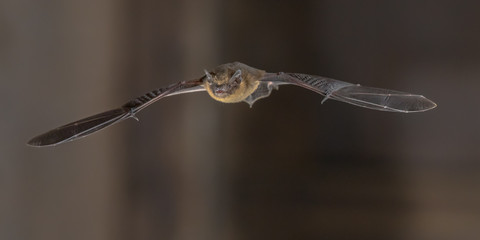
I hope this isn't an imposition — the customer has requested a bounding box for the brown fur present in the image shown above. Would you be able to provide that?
[204,62,265,103]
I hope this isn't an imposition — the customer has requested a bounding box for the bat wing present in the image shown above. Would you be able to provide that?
[258,72,436,112]
[28,79,205,147]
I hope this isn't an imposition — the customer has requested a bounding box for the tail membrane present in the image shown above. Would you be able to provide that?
[330,85,437,113]
[27,108,131,147]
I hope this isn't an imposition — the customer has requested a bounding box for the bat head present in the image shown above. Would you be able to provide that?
[204,62,263,103]
[204,68,242,98]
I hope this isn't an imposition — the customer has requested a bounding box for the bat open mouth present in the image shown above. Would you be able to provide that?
[214,89,229,98]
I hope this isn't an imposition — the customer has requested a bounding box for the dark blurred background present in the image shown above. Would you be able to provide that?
[2,0,480,239]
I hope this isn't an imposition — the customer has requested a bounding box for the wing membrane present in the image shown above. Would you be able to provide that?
[28,80,205,147]
[27,108,130,146]
[261,73,436,113]
[330,85,436,112]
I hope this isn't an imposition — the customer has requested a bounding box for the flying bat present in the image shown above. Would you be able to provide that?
[27,62,436,147]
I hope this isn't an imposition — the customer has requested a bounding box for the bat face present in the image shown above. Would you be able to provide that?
[204,62,264,103]
[205,67,242,99]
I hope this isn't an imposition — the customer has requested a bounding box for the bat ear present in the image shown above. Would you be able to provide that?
[229,69,242,83]
[204,69,213,84]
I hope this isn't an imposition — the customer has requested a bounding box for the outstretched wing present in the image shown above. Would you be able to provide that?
[28,79,205,147]
[259,72,436,113]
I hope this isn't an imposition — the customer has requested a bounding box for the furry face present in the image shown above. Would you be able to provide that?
[204,62,263,103]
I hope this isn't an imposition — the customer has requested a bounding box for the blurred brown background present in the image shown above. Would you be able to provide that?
[1,0,480,239]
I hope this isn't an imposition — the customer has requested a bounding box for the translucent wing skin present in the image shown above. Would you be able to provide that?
[28,80,205,147]
[28,62,437,147]
[260,72,437,113]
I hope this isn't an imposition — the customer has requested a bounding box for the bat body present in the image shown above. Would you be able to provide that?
[28,62,436,147]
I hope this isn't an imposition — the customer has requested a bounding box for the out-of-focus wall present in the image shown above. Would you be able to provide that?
[1,1,479,240]
[1,0,127,240]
